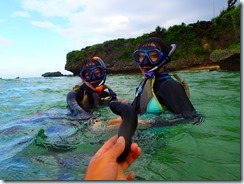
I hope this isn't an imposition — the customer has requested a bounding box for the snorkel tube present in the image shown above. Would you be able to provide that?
[145,44,177,78]
[109,101,138,163]
[91,56,107,87]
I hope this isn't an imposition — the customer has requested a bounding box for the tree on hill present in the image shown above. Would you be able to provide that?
[227,0,237,10]
[64,4,240,75]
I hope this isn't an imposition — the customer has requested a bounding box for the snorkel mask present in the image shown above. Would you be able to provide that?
[79,57,107,88]
[133,44,177,78]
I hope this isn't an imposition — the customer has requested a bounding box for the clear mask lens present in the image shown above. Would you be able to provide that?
[133,49,164,66]
[80,66,106,82]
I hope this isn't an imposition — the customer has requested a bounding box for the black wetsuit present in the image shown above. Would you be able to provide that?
[153,75,196,117]
[132,72,203,126]
[66,83,117,119]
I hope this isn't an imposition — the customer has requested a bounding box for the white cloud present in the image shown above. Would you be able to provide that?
[12,11,30,18]
[0,37,13,48]
[18,0,232,49]
[31,20,58,29]
[21,0,85,17]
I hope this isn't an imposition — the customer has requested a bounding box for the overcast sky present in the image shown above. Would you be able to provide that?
[0,0,241,79]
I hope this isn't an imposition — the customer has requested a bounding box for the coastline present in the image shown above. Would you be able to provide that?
[176,65,221,72]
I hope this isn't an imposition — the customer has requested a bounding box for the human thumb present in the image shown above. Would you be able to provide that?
[108,136,126,160]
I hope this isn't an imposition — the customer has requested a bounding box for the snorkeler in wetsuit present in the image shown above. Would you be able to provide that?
[66,56,117,120]
[108,37,203,127]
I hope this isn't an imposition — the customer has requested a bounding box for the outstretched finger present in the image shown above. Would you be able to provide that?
[105,136,126,161]
[93,135,118,159]
[127,171,135,180]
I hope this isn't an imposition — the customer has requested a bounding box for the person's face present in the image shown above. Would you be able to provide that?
[137,43,161,76]
[81,63,105,89]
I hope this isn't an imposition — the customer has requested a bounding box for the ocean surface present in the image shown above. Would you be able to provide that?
[0,70,240,181]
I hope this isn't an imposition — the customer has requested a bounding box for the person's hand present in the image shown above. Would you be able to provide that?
[107,117,152,130]
[108,117,122,126]
[118,98,129,103]
[84,135,141,180]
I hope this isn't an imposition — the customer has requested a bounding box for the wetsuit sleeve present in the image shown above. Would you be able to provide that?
[106,87,118,101]
[66,89,92,119]
[131,97,138,114]
[155,79,197,118]
[100,87,118,105]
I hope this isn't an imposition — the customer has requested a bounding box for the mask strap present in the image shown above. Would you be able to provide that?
[146,44,177,77]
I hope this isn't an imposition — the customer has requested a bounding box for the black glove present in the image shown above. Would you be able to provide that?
[109,101,138,162]
[67,91,92,120]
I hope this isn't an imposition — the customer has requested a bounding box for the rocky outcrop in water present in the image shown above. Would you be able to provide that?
[64,5,240,75]
[210,51,240,71]
[42,71,73,77]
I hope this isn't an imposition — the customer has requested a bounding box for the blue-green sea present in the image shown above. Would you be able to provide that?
[0,71,240,181]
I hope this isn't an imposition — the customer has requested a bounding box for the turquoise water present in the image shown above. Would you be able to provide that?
[0,71,240,181]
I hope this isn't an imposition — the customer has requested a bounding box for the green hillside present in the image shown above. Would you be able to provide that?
[65,3,240,75]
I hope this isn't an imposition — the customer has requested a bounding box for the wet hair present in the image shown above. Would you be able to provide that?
[81,57,106,70]
[138,37,172,56]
